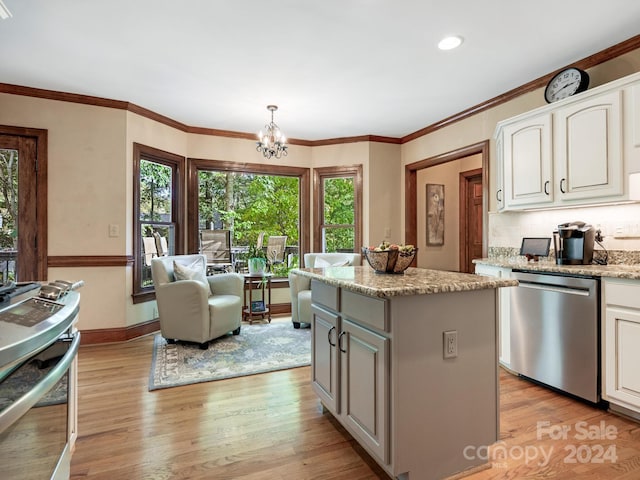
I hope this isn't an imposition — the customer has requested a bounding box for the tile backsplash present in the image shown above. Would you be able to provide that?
[488,202,640,264]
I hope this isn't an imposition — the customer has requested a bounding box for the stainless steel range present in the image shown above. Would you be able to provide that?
[510,270,601,404]
[0,281,82,480]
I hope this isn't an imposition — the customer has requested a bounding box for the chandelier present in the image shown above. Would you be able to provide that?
[256,105,288,159]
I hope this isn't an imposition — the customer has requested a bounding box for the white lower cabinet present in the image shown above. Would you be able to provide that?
[603,279,640,415]
[474,264,512,368]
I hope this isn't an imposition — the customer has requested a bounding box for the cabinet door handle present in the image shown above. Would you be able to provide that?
[560,178,566,193]
[338,331,347,353]
[328,326,336,347]
[544,180,550,195]
[496,189,502,202]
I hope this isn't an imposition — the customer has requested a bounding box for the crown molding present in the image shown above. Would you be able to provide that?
[2,33,640,147]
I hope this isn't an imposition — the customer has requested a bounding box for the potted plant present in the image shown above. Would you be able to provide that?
[246,244,267,275]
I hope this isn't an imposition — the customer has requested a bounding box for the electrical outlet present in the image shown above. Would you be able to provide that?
[443,330,458,359]
[108,224,120,238]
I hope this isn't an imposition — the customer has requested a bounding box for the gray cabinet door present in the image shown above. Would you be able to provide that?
[311,304,340,414]
[340,318,390,464]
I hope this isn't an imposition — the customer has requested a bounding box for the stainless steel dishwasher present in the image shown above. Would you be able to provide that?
[510,270,600,403]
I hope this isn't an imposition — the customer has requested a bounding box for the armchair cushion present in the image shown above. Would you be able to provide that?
[303,253,362,268]
[313,256,349,267]
[173,260,209,292]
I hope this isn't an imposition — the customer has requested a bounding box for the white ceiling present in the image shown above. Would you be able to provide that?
[1,1,640,141]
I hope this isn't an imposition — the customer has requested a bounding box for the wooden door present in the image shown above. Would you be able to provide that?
[459,169,483,273]
[0,132,44,282]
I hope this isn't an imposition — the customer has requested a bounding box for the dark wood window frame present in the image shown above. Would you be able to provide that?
[313,165,363,253]
[0,125,47,281]
[186,158,311,278]
[132,143,185,304]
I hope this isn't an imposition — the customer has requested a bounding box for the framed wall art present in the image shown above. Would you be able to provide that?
[426,184,444,246]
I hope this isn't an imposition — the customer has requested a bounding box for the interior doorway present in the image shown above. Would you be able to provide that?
[459,168,483,273]
[404,141,489,271]
[0,126,48,282]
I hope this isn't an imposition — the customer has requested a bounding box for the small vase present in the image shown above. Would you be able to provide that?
[248,257,266,275]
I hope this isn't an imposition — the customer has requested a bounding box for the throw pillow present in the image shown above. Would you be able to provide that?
[314,257,349,268]
[173,260,210,293]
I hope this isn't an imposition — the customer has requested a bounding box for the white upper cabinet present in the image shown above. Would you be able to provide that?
[554,90,623,201]
[624,82,640,173]
[495,133,505,211]
[495,71,640,211]
[502,112,553,208]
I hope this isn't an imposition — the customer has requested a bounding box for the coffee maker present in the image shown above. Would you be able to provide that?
[553,221,595,265]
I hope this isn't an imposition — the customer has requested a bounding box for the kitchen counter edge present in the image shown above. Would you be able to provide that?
[474,258,640,279]
[292,266,518,298]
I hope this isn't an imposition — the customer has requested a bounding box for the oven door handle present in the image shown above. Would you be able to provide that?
[0,331,80,435]
[517,281,590,296]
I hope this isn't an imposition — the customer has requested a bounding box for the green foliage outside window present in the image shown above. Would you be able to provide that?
[0,149,18,251]
[198,171,299,247]
[323,177,355,252]
[140,160,172,224]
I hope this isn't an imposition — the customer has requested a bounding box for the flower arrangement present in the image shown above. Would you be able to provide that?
[362,241,417,274]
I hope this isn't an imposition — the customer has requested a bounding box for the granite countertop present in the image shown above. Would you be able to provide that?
[292,266,518,298]
[473,258,640,280]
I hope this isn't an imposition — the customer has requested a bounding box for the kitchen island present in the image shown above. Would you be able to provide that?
[293,266,517,480]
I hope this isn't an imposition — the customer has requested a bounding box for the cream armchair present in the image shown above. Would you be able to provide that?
[151,254,243,349]
[288,253,361,329]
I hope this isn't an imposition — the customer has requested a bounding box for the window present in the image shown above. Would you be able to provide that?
[187,159,310,278]
[314,166,362,253]
[133,143,184,303]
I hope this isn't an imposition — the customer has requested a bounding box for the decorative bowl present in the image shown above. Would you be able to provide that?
[361,247,417,274]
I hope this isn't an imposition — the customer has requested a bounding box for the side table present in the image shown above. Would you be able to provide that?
[242,273,273,324]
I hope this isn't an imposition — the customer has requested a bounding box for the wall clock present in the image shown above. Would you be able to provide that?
[544,67,589,103]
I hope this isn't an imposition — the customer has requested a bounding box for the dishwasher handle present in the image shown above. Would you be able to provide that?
[517,280,590,297]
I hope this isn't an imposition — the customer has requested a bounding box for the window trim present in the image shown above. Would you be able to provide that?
[313,165,363,253]
[186,158,310,261]
[132,143,185,304]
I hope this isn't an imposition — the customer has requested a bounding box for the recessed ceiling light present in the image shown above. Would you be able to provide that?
[438,35,463,51]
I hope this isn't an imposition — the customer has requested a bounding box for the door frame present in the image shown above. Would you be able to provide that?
[404,141,489,266]
[459,168,483,273]
[0,125,48,281]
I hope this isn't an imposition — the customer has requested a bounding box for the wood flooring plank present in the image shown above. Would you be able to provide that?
[70,333,640,480]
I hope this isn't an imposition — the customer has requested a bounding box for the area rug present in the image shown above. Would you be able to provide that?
[149,322,311,391]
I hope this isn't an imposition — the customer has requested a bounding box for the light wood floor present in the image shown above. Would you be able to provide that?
[70,328,640,480]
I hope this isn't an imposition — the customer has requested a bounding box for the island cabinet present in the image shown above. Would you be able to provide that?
[311,281,390,463]
[304,267,513,480]
[603,278,640,417]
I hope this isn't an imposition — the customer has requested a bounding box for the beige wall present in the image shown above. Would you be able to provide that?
[367,142,402,247]
[3,46,640,332]
[416,154,482,271]
[401,48,640,253]
[0,93,393,331]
